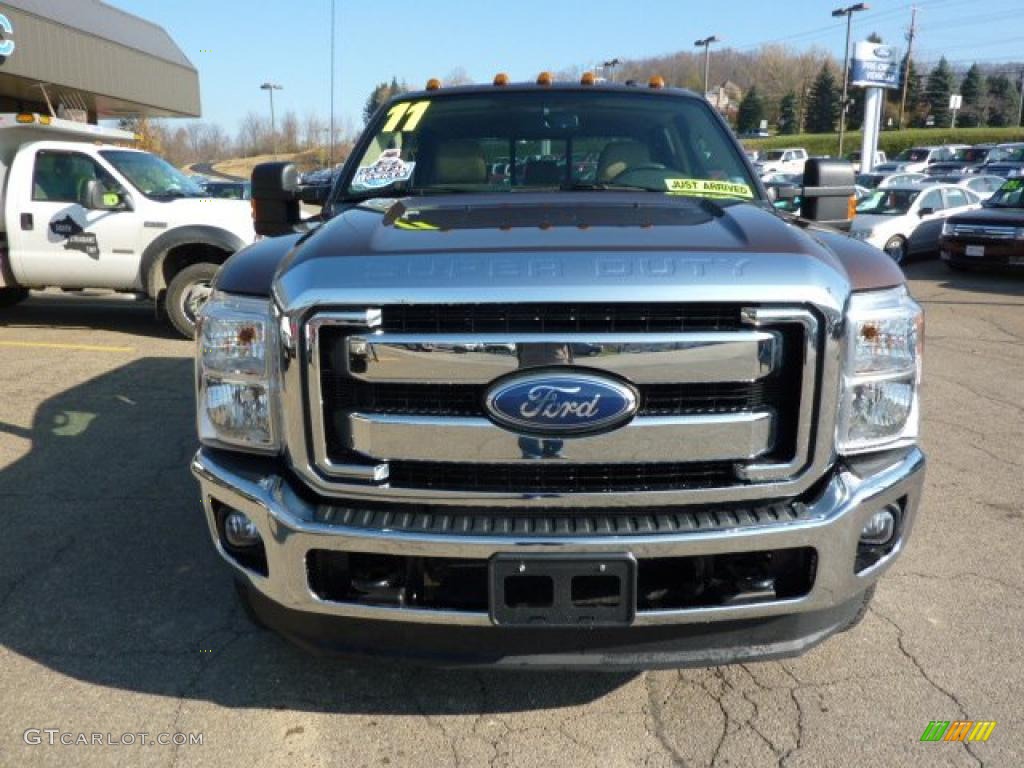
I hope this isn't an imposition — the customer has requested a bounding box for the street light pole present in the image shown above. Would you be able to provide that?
[602,58,621,83]
[260,82,283,157]
[694,36,720,97]
[833,3,869,156]
[329,0,336,168]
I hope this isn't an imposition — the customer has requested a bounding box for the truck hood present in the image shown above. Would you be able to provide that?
[272,193,896,313]
[948,206,1024,227]
[159,197,256,244]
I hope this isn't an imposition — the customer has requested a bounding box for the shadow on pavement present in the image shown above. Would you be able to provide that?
[904,259,1024,298]
[0,357,632,714]
[0,293,177,340]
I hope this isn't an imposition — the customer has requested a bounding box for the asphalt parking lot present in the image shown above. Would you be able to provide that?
[1,260,1022,768]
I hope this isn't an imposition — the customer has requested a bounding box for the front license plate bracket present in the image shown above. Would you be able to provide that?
[489,553,637,627]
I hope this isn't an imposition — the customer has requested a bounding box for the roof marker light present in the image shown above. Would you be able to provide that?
[649,75,666,89]
[16,113,34,124]
[536,71,553,86]
[426,78,442,90]
[493,72,510,86]
[580,72,596,86]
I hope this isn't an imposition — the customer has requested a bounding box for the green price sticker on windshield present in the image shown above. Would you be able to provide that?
[1004,179,1022,190]
[665,178,753,199]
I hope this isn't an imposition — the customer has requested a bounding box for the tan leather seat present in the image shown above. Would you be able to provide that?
[596,141,652,182]
[433,140,487,184]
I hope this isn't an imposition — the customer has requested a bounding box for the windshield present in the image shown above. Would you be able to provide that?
[896,148,929,162]
[985,179,1024,208]
[856,188,920,215]
[339,91,757,201]
[99,150,205,199]
[954,148,986,162]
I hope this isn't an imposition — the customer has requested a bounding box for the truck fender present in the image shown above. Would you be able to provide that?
[139,225,246,299]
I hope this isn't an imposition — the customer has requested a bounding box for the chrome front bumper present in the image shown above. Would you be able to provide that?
[192,446,925,630]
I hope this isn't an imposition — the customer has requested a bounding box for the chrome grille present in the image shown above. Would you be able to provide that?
[952,224,1017,240]
[304,303,820,501]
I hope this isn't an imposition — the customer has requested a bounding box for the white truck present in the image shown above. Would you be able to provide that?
[0,113,256,337]
[754,147,809,176]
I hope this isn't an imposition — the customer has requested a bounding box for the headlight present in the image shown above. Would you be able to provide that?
[196,292,280,453]
[837,287,923,454]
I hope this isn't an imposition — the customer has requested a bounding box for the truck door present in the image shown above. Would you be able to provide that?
[908,188,946,255]
[7,148,141,289]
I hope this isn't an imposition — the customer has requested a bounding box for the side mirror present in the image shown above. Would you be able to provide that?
[81,180,124,211]
[918,207,934,217]
[251,162,302,237]
[798,159,857,229]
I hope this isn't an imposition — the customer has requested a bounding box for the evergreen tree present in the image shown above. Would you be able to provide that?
[986,74,1020,127]
[805,65,841,134]
[737,86,765,133]
[363,77,407,125]
[960,64,986,127]
[866,32,884,43]
[924,57,955,127]
[777,91,800,135]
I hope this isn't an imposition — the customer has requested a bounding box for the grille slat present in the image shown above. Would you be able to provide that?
[387,461,736,493]
[382,303,744,334]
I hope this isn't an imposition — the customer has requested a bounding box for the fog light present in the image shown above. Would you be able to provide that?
[860,506,898,546]
[224,511,261,548]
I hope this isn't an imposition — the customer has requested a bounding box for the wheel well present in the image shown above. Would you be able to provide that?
[155,243,231,298]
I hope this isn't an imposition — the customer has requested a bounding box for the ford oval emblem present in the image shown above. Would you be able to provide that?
[874,46,893,59]
[485,371,638,436]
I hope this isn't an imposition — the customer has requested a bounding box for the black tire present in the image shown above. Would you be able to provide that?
[0,286,29,309]
[883,236,908,265]
[165,262,219,339]
[233,578,267,629]
[844,584,876,632]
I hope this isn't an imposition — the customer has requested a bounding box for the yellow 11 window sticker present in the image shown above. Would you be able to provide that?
[665,178,754,199]
[381,101,432,133]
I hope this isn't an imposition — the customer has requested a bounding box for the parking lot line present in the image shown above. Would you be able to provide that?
[0,340,134,353]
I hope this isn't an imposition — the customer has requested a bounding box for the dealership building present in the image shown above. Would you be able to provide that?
[0,0,199,120]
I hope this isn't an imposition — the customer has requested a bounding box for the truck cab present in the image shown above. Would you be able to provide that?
[0,113,256,337]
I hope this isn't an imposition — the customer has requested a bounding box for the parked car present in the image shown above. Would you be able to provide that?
[847,150,887,172]
[922,174,1006,200]
[872,161,910,174]
[981,144,1024,178]
[754,147,808,176]
[890,146,965,173]
[200,180,251,200]
[940,178,1024,270]
[850,183,982,264]
[924,144,1006,177]
[878,172,929,188]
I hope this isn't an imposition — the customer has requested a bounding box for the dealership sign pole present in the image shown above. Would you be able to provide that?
[851,42,901,173]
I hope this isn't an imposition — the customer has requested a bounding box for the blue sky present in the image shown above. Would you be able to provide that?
[110,0,1024,134]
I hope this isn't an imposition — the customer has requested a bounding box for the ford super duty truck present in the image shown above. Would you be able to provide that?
[191,76,925,667]
[0,113,255,337]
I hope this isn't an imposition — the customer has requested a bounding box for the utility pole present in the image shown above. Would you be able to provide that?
[833,4,869,156]
[694,36,720,97]
[898,6,917,130]
[329,0,336,168]
[260,82,283,157]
